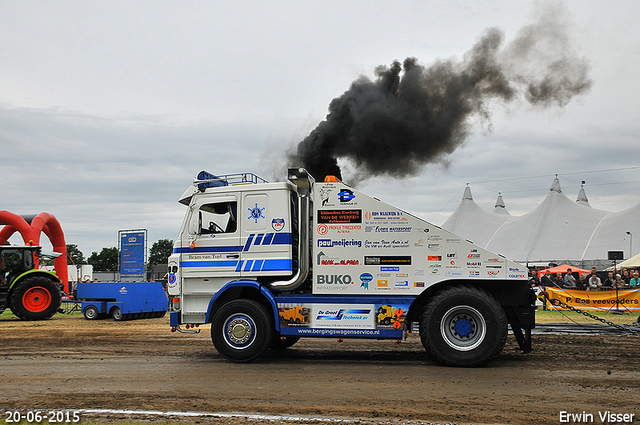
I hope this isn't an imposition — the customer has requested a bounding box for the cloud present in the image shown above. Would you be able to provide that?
[0,105,273,255]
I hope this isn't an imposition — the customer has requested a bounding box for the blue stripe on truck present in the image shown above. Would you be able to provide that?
[173,246,242,254]
[182,258,292,272]
[174,233,292,254]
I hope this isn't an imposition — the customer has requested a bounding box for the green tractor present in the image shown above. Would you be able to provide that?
[0,246,63,320]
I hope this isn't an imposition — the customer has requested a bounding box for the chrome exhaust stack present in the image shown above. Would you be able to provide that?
[269,168,313,291]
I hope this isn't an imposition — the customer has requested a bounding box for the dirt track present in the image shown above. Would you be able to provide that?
[1,314,639,425]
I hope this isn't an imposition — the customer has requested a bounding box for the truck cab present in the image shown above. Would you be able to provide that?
[169,169,534,366]
[168,172,302,324]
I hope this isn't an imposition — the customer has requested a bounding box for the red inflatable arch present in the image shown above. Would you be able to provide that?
[0,211,69,293]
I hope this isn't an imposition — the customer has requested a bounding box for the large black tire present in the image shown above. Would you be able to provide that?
[270,335,300,351]
[211,299,273,362]
[419,285,507,367]
[9,276,62,321]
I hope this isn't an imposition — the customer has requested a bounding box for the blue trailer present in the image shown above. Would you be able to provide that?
[77,281,168,321]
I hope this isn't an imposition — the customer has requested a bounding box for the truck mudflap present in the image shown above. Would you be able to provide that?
[502,285,537,354]
[510,322,533,354]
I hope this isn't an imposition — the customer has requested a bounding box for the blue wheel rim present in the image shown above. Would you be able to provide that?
[440,305,486,351]
[223,314,257,349]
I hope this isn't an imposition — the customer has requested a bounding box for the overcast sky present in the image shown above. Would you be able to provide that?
[1,0,639,259]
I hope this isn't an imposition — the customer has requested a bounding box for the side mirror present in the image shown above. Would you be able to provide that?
[188,211,199,235]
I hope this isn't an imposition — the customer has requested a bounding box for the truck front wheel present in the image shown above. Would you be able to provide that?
[419,285,507,367]
[9,276,62,321]
[211,299,273,362]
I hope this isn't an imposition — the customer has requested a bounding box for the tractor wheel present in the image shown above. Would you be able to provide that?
[211,299,273,362]
[270,335,300,350]
[83,305,100,320]
[9,276,62,321]
[111,306,124,321]
[419,285,507,367]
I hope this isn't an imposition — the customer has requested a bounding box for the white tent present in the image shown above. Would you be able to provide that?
[581,202,640,260]
[485,177,609,263]
[441,185,510,247]
[441,176,634,266]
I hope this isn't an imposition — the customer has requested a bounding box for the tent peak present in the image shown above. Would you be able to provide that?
[462,185,473,201]
[550,175,562,193]
[493,192,510,215]
[576,182,590,207]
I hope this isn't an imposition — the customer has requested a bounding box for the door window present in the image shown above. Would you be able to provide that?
[198,201,238,234]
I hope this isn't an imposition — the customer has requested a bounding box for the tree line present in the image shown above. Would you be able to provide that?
[64,239,174,272]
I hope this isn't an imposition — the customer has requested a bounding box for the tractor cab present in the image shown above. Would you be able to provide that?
[0,246,37,287]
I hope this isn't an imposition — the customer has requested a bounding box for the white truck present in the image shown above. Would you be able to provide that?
[168,169,534,366]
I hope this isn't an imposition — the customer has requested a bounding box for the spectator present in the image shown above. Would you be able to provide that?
[563,268,577,288]
[577,274,587,290]
[540,270,554,287]
[530,270,540,287]
[612,274,626,289]
[622,269,631,285]
[629,271,640,288]
[603,271,616,288]
[587,273,602,291]
[552,272,564,288]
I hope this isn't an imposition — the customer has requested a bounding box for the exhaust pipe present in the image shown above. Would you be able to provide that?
[269,168,313,291]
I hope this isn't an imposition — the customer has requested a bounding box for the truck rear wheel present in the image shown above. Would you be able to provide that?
[9,276,61,321]
[419,285,507,367]
[211,299,273,362]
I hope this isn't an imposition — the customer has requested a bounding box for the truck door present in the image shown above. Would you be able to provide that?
[240,191,293,277]
[182,195,241,279]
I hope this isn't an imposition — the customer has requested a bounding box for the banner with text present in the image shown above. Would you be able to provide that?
[545,287,640,311]
[120,230,146,280]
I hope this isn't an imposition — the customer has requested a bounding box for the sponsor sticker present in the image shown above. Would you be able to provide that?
[381,267,400,272]
[365,256,412,265]
[338,189,356,203]
[359,273,373,289]
[365,226,412,233]
[272,218,285,231]
[318,238,362,248]
[317,274,353,285]
[318,210,362,224]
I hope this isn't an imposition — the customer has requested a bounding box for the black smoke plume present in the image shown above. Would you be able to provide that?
[288,4,592,183]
